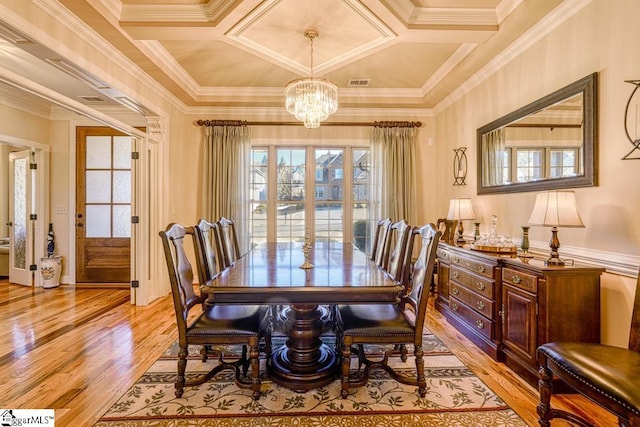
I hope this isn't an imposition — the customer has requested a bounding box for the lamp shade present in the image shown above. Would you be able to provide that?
[528,191,585,228]
[446,198,476,221]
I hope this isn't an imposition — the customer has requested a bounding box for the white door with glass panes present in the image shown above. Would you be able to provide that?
[8,150,33,286]
[76,127,131,283]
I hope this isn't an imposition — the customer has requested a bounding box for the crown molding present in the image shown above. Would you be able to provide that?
[0,79,51,119]
[433,0,593,114]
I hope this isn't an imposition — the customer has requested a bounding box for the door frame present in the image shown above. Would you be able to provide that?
[1,134,48,287]
[2,66,168,304]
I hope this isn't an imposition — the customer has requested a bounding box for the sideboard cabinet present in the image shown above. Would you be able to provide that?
[435,243,604,386]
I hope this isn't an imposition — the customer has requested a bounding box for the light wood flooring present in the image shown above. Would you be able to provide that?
[0,280,616,426]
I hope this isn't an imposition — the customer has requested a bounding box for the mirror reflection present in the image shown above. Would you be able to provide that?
[477,73,597,195]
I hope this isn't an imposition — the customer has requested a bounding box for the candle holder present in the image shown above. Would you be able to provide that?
[299,235,314,269]
[519,226,534,258]
[474,222,481,242]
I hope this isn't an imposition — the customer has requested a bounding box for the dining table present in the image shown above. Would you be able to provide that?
[200,241,402,392]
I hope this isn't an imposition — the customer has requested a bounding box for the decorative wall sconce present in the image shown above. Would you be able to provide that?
[623,79,640,160]
[453,147,468,185]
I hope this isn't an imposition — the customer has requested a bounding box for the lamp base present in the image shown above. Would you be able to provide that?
[544,256,565,266]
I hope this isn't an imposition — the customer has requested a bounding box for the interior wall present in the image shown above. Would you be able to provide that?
[434,0,640,347]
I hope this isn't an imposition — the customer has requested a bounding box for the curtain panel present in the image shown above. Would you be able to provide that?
[202,125,250,255]
[481,128,506,187]
[370,126,418,227]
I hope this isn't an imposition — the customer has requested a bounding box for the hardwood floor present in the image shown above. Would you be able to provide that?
[0,280,615,426]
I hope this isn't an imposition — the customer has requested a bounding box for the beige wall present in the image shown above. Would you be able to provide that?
[433,0,640,347]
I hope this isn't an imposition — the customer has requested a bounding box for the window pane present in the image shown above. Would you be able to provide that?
[86,136,111,169]
[277,203,305,242]
[353,203,370,252]
[113,136,131,169]
[315,149,343,201]
[315,203,343,242]
[353,149,369,201]
[277,149,305,201]
[113,205,131,237]
[516,149,543,182]
[86,205,111,237]
[113,171,131,203]
[86,171,111,203]
[250,149,268,247]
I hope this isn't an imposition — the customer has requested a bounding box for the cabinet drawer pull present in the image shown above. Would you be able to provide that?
[511,275,521,284]
[475,319,484,329]
[477,265,486,273]
[476,300,485,310]
[453,257,460,264]
[453,271,460,279]
[452,287,460,296]
[476,282,486,291]
[451,302,459,312]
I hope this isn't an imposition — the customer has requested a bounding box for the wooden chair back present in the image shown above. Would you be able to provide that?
[194,218,224,283]
[385,220,412,282]
[436,218,457,245]
[374,218,393,267]
[402,223,442,340]
[217,217,240,268]
[370,217,391,262]
[159,223,203,342]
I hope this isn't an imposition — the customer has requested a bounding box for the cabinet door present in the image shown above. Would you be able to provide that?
[502,284,537,366]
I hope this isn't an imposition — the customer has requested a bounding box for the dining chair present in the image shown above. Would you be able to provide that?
[159,223,268,400]
[193,219,224,285]
[373,218,392,267]
[370,218,391,262]
[385,219,412,283]
[218,217,241,268]
[336,223,442,398]
[537,266,640,426]
[436,218,457,245]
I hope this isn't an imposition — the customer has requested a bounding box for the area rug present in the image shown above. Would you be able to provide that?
[95,331,527,426]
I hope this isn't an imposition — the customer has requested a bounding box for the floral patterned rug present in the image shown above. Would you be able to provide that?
[95,331,527,426]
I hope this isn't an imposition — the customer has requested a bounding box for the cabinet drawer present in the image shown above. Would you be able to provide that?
[450,282,495,319]
[450,254,494,278]
[450,265,495,299]
[437,248,450,264]
[502,267,538,293]
[449,296,494,339]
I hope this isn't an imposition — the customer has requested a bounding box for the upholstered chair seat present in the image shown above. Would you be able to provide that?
[338,304,414,337]
[537,266,640,427]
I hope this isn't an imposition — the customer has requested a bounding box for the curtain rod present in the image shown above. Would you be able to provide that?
[196,119,422,128]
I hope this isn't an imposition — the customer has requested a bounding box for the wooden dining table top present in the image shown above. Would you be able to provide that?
[199,241,402,305]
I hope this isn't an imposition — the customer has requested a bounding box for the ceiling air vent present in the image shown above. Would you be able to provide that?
[347,79,371,87]
[78,96,105,103]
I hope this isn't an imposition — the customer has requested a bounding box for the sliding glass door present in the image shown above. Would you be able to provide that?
[248,146,372,249]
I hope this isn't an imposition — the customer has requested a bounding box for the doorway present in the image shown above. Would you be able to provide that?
[75,127,132,283]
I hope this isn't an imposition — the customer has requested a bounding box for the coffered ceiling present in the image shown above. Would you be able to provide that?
[2,0,570,114]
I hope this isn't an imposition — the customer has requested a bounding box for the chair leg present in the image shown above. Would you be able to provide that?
[240,344,249,377]
[341,337,353,399]
[537,356,553,427]
[176,346,188,398]
[201,345,209,362]
[414,345,426,397]
[249,337,261,400]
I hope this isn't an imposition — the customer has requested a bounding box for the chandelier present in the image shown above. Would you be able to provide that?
[284,30,338,128]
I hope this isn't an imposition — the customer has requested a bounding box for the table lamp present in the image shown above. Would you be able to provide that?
[447,198,475,246]
[528,190,584,266]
